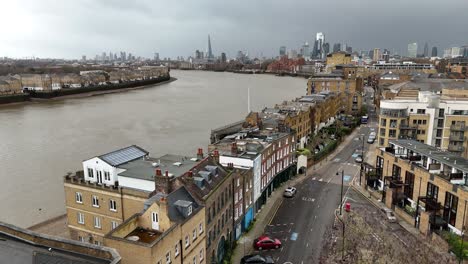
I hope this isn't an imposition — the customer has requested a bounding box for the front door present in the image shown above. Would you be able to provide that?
[152,212,159,230]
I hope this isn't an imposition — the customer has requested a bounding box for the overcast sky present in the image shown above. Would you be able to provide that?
[1,0,467,59]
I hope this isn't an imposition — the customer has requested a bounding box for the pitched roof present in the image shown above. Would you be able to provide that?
[99,145,148,166]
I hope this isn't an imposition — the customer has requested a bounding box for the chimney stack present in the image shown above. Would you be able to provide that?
[197,148,204,160]
[231,142,237,155]
[155,170,171,194]
[213,149,220,163]
[188,171,193,177]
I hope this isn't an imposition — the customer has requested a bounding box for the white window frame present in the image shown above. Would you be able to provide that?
[109,199,117,211]
[111,221,118,230]
[193,256,197,264]
[78,235,85,242]
[200,248,204,261]
[75,192,83,204]
[77,212,85,224]
[94,216,101,229]
[193,229,197,241]
[185,235,190,248]
[188,205,192,215]
[199,223,203,235]
[94,240,102,246]
[92,195,99,207]
[239,190,243,200]
[166,251,171,264]
[104,171,110,181]
[175,243,179,257]
[87,168,94,178]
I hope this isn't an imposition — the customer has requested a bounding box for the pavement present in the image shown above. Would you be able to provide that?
[231,122,370,264]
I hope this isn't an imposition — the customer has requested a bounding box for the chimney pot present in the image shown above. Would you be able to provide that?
[165,170,169,177]
[156,169,162,176]
[188,171,193,177]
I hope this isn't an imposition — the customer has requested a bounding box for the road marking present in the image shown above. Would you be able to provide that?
[306,243,309,247]
[333,158,341,162]
[327,178,332,184]
[312,177,316,180]
[290,232,298,241]
[315,215,317,219]
[392,233,408,247]
[344,175,351,182]
[319,178,323,182]
[302,197,315,202]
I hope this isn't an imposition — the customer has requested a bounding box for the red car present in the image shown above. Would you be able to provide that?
[253,235,282,250]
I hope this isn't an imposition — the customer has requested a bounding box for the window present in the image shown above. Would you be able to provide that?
[380,118,387,126]
[193,256,197,264]
[426,182,439,200]
[200,248,204,261]
[166,252,171,264]
[193,229,197,241]
[93,216,101,229]
[87,168,94,178]
[77,212,85,224]
[413,119,417,124]
[390,119,397,128]
[94,240,101,246]
[239,190,242,200]
[417,109,426,114]
[404,172,415,201]
[443,192,458,227]
[392,165,401,179]
[234,192,238,202]
[92,195,99,207]
[109,199,117,211]
[185,235,190,248]
[437,119,444,128]
[78,236,85,242]
[188,205,192,216]
[175,243,179,257]
[422,120,427,125]
[417,120,422,125]
[389,129,397,138]
[237,178,240,187]
[111,221,118,230]
[75,192,83,203]
[199,223,203,234]
[436,129,443,137]
[438,109,445,117]
[104,171,110,181]
[380,128,386,136]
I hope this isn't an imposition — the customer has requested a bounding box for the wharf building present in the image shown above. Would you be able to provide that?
[307,63,363,116]
[377,80,468,158]
[374,139,468,237]
[64,145,239,264]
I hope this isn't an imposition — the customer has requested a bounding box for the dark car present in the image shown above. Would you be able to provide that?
[253,235,282,250]
[241,254,275,264]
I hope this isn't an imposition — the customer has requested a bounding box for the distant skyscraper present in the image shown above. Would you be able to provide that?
[316,32,325,59]
[81,55,86,61]
[207,35,214,59]
[332,43,341,53]
[423,42,429,57]
[154,52,160,61]
[101,52,106,61]
[323,43,330,56]
[288,49,298,59]
[373,48,381,61]
[221,52,227,63]
[431,47,438,57]
[407,43,418,58]
[346,46,352,53]
[279,46,286,56]
[302,42,310,58]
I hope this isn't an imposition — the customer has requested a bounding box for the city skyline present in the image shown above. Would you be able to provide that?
[0,0,467,59]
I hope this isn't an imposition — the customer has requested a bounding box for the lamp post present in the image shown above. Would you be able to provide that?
[460,200,467,264]
[337,170,344,215]
[360,135,365,186]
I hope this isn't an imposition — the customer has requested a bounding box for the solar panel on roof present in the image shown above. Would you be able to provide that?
[100,146,147,166]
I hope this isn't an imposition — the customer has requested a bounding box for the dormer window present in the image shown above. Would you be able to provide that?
[188,205,193,216]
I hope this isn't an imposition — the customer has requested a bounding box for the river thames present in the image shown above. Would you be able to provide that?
[0,70,306,227]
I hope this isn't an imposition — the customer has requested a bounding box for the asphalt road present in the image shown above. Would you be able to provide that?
[247,89,378,264]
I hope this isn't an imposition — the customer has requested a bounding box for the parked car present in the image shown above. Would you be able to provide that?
[253,235,282,250]
[381,208,397,223]
[355,154,363,163]
[283,187,297,198]
[241,254,275,264]
[367,137,375,144]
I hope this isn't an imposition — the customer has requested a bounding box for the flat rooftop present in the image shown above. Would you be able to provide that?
[124,227,162,244]
[118,154,199,181]
[0,234,109,264]
[389,139,468,172]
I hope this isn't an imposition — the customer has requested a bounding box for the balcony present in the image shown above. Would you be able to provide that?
[449,134,465,142]
[400,124,417,130]
[448,145,464,152]
[451,124,467,131]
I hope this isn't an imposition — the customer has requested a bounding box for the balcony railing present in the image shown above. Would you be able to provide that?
[449,134,465,142]
[448,145,464,152]
[451,124,466,131]
[400,124,417,130]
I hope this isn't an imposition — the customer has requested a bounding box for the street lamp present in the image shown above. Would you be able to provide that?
[360,135,365,186]
[337,170,344,216]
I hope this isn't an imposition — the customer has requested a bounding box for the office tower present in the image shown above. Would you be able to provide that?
[423,42,429,57]
[207,35,214,59]
[316,32,325,59]
[279,46,286,56]
[81,55,86,61]
[128,53,132,61]
[382,50,390,62]
[431,47,438,57]
[101,52,106,61]
[154,52,160,61]
[407,43,418,58]
[302,42,310,58]
[221,52,227,63]
[373,48,381,61]
[323,43,330,56]
[333,43,341,53]
[288,49,298,59]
